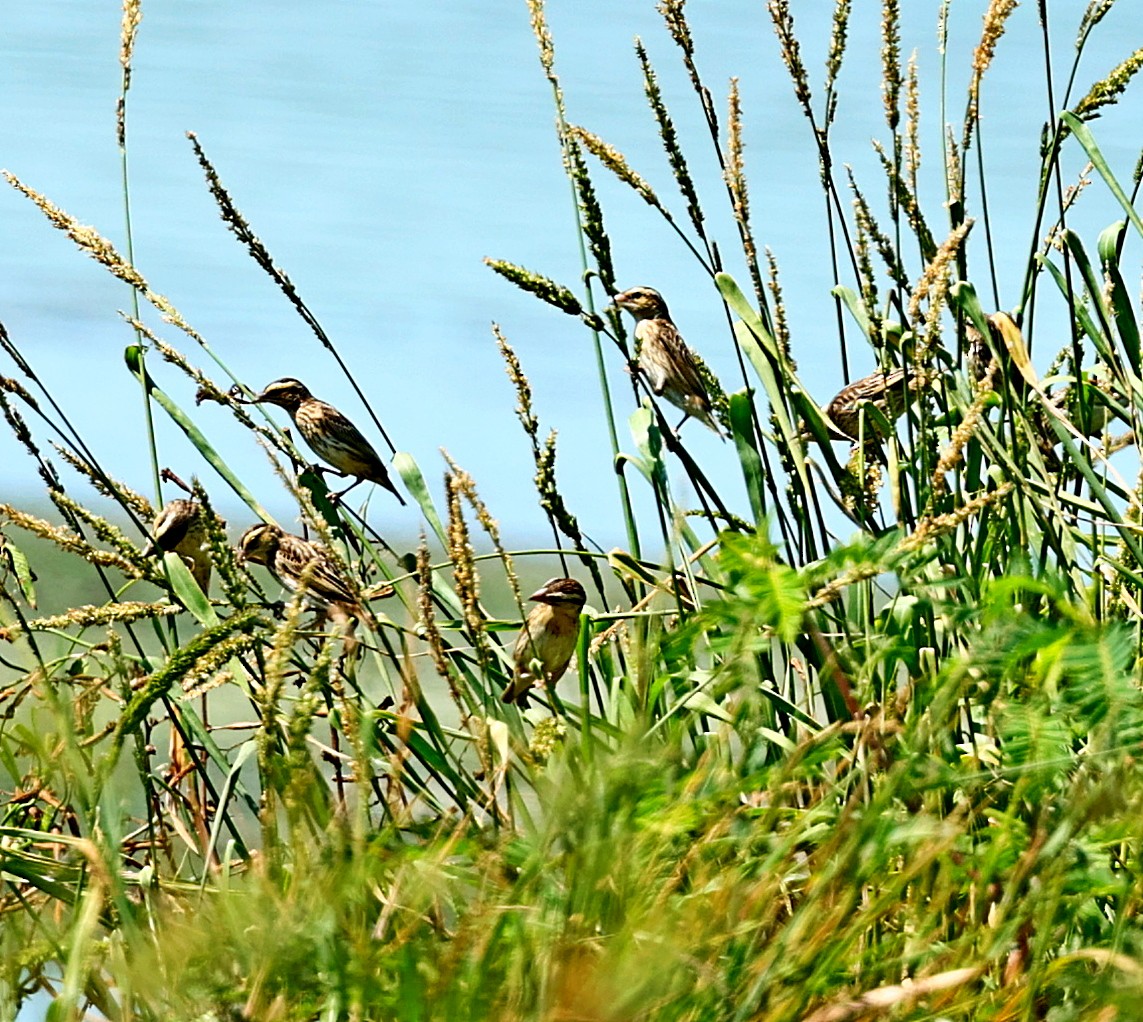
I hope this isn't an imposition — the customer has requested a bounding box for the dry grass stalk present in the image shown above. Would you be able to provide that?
[52,448,154,524]
[568,126,660,210]
[880,0,901,131]
[724,78,759,279]
[494,325,538,441]
[117,0,143,146]
[900,483,1014,554]
[0,602,181,643]
[415,536,464,711]
[767,1,812,112]
[445,470,490,671]
[0,505,152,581]
[825,0,853,104]
[964,0,1020,152]
[4,173,206,348]
[1073,47,1143,121]
[637,40,705,237]
[930,368,998,497]
[766,250,795,365]
[443,453,524,616]
[904,52,921,188]
[906,220,973,357]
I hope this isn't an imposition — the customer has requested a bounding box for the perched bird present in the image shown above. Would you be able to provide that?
[613,286,723,435]
[502,577,587,707]
[237,522,382,629]
[144,499,214,593]
[251,378,405,504]
[824,368,919,442]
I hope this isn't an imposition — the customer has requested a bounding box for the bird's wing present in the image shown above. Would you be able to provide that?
[656,320,712,403]
[280,542,358,606]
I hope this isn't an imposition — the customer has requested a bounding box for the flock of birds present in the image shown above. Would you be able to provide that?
[145,286,905,706]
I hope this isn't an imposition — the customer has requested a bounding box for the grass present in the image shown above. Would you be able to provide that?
[4,0,1143,1018]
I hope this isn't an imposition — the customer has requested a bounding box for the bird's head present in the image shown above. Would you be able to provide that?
[529,577,587,610]
[237,523,283,566]
[144,499,203,555]
[253,378,312,409]
[613,286,668,320]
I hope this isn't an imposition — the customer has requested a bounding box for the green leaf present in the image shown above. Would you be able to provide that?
[124,348,272,522]
[162,551,218,626]
[1060,113,1143,239]
[1,533,36,607]
[1097,220,1141,375]
[729,390,765,525]
[948,281,992,339]
[392,451,447,547]
[678,686,733,722]
[832,285,874,342]
[198,739,257,893]
[629,405,666,490]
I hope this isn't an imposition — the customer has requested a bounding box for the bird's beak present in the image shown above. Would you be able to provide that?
[228,384,257,405]
[528,585,554,603]
[612,290,632,308]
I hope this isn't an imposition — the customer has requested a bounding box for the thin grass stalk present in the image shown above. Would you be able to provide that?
[663,1,774,323]
[720,78,782,508]
[1018,6,1132,323]
[635,39,715,263]
[767,0,868,381]
[636,42,779,531]
[186,133,400,460]
[1037,5,1090,434]
[0,361,176,672]
[117,1,161,498]
[527,0,642,566]
[568,125,713,276]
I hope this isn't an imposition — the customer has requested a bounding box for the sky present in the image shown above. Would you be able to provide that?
[2,1,1141,550]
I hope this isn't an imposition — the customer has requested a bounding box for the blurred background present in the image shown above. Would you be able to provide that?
[2,1,1140,546]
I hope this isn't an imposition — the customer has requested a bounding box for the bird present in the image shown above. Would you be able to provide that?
[613,286,723,435]
[237,522,384,629]
[502,577,587,707]
[250,378,405,504]
[143,499,214,593]
[824,368,920,442]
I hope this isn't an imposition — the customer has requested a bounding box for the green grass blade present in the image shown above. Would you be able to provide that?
[729,390,766,524]
[392,451,447,547]
[124,346,272,521]
[1097,221,1141,375]
[1061,113,1143,239]
[162,551,218,627]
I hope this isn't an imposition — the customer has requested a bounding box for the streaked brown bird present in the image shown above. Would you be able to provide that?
[824,368,920,442]
[237,522,383,629]
[502,577,587,707]
[144,498,214,592]
[613,286,723,436]
[251,378,406,504]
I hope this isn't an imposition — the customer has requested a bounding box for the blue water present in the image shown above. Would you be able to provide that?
[1,1,1140,552]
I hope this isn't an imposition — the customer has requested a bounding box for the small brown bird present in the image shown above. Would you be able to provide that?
[824,368,919,442]
[251,378,405,504]
[502,577,587,707]
[613,286,723,435]
[144,499,214,592]
[237,522,381,629]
